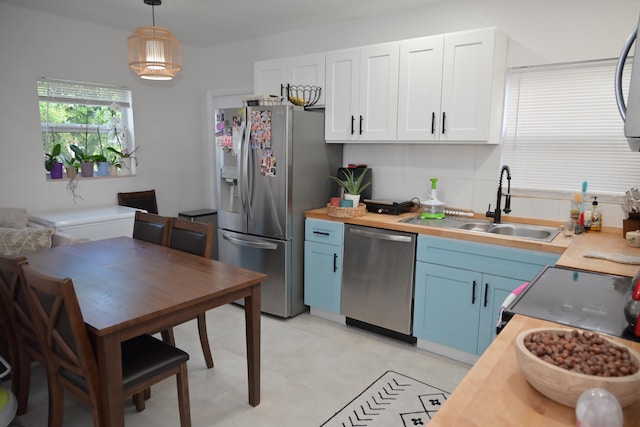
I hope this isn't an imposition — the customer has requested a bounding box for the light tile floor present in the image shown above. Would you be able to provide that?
[6,304,470,426]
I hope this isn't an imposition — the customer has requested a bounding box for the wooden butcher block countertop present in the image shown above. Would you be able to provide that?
[428,315,640,427]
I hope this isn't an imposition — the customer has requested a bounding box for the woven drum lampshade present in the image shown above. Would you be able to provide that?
[128,1,182,80]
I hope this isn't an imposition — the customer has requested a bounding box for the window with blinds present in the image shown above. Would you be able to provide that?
[501,59,640,196]
[38,78,136,177]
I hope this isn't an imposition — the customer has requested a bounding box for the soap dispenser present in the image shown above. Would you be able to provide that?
[591,197,602,232]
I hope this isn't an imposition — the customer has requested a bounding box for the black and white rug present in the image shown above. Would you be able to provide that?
[321,370,450,427]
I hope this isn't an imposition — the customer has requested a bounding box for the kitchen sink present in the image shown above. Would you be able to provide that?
[456,222,493,232]
[399,215,560,242]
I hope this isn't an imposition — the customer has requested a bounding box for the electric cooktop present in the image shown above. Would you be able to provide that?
[502,266,638,343]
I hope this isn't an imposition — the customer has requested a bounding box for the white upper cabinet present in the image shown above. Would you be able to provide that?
[398,28,507,142]
[397,35,444,141]
[255,28,507,144]
[325,43,399,141]
[254,53,325,105]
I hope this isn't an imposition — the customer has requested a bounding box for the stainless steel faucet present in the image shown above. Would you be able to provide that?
[486,165,512,224]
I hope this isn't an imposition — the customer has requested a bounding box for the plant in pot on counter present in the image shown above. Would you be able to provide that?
[329,169,371,207]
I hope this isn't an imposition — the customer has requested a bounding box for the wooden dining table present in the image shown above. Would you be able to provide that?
[26,236,267,427]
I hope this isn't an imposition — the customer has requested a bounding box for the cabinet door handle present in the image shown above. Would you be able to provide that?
[431,112,436,134]
[280,83,285,97]
[484,283,489,307]
[471,280,477,304]
[351,115,355,135]
[313,231,330,236]
[333,253,338,273]
[359,115,364,135]
[442,112,446,134]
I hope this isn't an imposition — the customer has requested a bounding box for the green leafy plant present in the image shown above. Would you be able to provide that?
[328,169,372,195]
[44,143,62,171]
[62,153,79,169]
[106,146,140,166]
[70,144,96,164]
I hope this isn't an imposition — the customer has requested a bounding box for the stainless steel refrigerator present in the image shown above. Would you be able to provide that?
[214,105,343,317]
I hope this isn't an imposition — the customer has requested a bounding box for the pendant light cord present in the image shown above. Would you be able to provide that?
[151,3,156,26]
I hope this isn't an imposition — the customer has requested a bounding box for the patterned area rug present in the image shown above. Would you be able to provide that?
[321,371,450,427]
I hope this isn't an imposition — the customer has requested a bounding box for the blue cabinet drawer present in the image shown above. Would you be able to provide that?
[305,219,344,246]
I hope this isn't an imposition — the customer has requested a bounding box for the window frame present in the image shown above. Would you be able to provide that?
[38,78,137,178]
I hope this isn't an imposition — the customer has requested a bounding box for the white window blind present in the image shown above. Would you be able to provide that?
[501,59,640,195]
[37,78,131,107]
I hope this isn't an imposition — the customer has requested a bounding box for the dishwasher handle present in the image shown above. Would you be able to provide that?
[347,227,413,243]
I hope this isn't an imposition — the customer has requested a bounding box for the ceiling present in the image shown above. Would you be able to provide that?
[1,0,438,48]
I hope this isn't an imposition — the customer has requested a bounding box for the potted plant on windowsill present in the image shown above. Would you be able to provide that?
[106,146,140,175]
[70,144,96,177]
[62,154,79,179]
[44,143,63,179]
[328,168,372,207]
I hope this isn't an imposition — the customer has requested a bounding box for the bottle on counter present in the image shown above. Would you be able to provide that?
[591,197,602,232]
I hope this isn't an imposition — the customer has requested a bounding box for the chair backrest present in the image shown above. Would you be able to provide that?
[168,218,214,258]
[133,211,171,246]
[19,265,101,407]
[0,256,41,356]
[117,189,158,214]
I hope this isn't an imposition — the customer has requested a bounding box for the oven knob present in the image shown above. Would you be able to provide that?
[378,208,383,214]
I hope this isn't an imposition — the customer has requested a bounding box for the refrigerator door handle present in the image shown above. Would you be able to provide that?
[222,232,279,250]
[347,227,413,243]
[240,109,252,219]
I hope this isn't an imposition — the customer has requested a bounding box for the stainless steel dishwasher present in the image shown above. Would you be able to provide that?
[342,224,417,340]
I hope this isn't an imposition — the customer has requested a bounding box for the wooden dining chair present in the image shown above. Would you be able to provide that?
[132,211,171,246]
[117,189,158,214]
[0,255,47,416]
[162,218,216,368]
[19,264,192,427]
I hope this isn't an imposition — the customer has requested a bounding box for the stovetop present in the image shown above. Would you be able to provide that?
[504,266,639,343]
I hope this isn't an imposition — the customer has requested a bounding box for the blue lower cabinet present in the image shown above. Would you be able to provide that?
[304,219,344,313]
[304,241,343,313]
[413,235,559,355]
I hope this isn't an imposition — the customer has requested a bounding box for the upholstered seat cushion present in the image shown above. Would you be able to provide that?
[60,334,189,392]
[0,227,55,256]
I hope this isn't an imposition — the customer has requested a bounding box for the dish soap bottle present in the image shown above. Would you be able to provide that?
[421,178,446,219]
[590,197,602,232]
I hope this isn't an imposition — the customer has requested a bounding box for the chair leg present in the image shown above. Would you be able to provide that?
[161,328,176,347]
[197,313,214,369]
[14,352,30,415]
[46,373,65,427]
[176,363,191,427]
[133,392,146,412]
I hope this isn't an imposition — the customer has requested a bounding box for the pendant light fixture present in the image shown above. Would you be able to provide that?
[128,0,182,80]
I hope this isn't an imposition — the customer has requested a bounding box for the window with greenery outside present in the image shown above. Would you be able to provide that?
[38,79,137,178]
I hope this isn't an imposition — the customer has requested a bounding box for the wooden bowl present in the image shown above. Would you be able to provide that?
[515,327,640,408]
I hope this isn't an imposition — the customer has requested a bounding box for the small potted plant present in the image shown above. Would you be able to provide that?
[62,154,79,179]
[70,144,96,177]
[44,143,63,179]
[108,155,121,176]
[106,146,140,175]
[328,168,371,207]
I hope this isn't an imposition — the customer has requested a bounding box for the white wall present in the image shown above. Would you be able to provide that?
[2,0,638,226]
[0,3,210,216]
